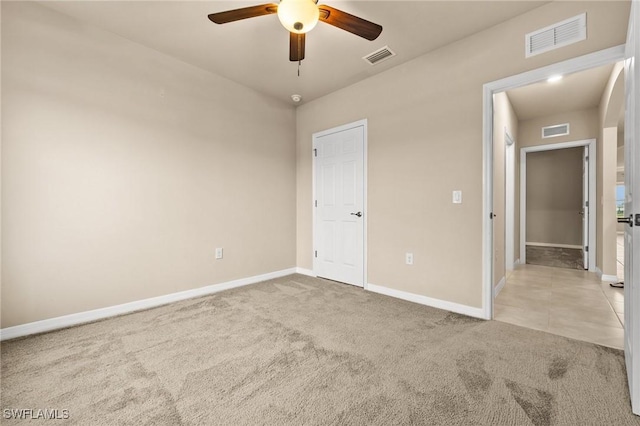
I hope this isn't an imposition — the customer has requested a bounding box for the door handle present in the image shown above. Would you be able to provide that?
[618,215,633,227]
[350,212,363,217]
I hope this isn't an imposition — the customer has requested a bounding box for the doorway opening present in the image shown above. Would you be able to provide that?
[519,140,596,271]
[483,45,628,348]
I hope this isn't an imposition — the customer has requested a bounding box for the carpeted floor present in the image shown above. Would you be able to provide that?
[2,274,639,425]
[526,246,584,270]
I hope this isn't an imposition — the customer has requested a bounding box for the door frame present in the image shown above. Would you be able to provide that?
[518,139,596,269]
[482,44,625,320]
[311,119,368,288]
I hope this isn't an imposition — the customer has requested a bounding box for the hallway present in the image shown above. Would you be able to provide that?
[495,264,624,349]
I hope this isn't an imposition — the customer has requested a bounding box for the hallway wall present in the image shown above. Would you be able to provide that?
[493,92,519,286]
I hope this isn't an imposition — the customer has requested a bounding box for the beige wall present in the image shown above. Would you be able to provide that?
[1,2,297,327]
[618,145,625,169]
[492,92,518,286]
[296,1,629,308]
[525,148,584,246]
[598,63,625,276]
[518,108,600,149]
[599,128,619,275]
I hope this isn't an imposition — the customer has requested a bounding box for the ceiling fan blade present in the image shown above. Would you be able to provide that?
[290,32,306,61]
[318,5,382,41]
[208,4,278,24]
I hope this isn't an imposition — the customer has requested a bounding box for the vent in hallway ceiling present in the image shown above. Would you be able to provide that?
[525,13,587,58]
[542,123,570,139]
[363,46,396,65]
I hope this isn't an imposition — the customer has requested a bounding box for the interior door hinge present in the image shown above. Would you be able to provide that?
[585,201,589,207]
[585,156,589,162]
[313,148,317,157]
[315,250,318,258]
[315,200,317,207]
[585,246,589,252]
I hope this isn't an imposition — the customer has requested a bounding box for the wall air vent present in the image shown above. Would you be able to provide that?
[363,46,396,65]
[542,123,570,139]
[525,13,586,58]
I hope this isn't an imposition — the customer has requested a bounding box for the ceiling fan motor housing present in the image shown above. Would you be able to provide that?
[277,0,320,34]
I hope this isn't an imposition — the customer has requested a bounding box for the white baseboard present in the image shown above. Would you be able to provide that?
[494,277,506,297]
[526,242,582,249]
[295,267,315,277]
[0,268,297,341]
[594,266,619,283]
[367,283,485,319]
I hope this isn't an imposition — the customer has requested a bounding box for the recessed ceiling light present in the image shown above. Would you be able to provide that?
[547,75,563,83]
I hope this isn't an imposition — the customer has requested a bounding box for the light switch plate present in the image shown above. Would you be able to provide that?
[215,248,223,260]
[453,190,462,204]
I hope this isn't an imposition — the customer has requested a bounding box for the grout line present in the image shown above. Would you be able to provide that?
[600,286,625,328]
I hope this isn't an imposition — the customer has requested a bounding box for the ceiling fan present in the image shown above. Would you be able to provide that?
[207,0,383,62]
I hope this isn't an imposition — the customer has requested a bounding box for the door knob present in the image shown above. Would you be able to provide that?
[618,215,633,227]
[350,212,363,217]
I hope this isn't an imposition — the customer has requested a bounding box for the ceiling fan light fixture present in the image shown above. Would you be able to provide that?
[277,0,319,34]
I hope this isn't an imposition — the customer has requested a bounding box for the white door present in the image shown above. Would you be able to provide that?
[314,123,365,287]
[582,146,589,270]
[624,0,640,416]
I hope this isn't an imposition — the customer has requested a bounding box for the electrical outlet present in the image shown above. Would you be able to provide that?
[215,248,223,260]
[406,252,413,265]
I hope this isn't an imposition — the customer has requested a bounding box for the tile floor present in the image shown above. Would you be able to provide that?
[495,264,624,349]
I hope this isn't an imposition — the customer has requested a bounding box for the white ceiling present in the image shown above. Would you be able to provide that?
[506,63,616,121]
[40,1,548,105]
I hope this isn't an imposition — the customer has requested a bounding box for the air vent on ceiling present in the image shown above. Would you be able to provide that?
[525,13,586,58]
[363,46,396,65]
[542,123,570,139]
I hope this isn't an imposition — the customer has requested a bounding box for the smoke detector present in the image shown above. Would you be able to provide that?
[291,94,302,103]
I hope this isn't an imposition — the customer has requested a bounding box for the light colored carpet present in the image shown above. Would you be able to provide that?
[2,274,639,425]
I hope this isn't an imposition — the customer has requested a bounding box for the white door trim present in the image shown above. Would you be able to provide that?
[482,44,625,320]
[519,139,596,270]
[312,119,368,289]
